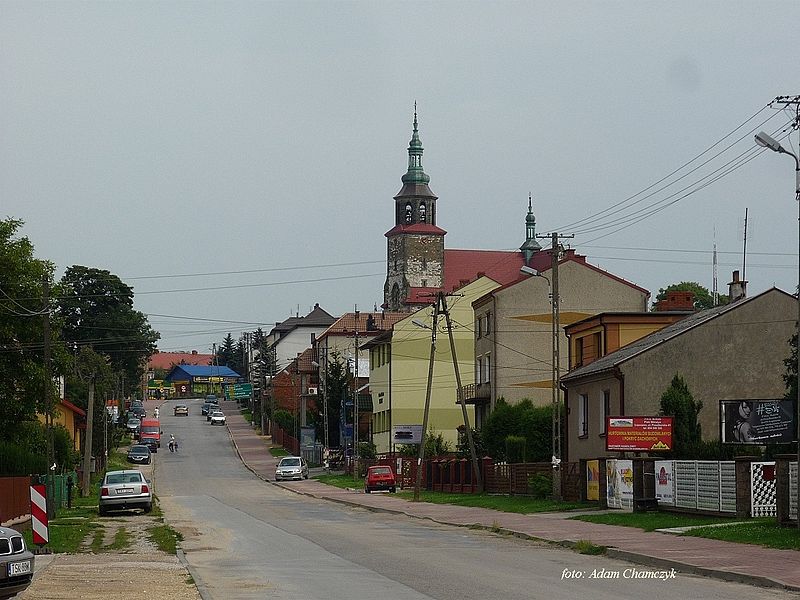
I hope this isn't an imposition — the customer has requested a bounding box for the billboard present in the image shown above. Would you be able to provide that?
[392,424,423,445]
[654,460,675,506]
[606,416,673,452]
[720,399,796,444]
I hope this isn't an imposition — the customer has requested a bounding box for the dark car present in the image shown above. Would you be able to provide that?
[0,526,35,599]
[364,465,397,493]
[127,444,152,465]
[138,437,158,454]
[130,406,146,420]
[201,400,219,416]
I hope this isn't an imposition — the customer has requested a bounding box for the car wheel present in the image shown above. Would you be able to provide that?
[143,503,152,514]
[303,474,308,480]
[390,487,396,493]
[365,487,371,494]
[99,505,107,516]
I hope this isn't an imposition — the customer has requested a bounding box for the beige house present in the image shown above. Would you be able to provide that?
[561,287,796,463]
[469,249,649,426]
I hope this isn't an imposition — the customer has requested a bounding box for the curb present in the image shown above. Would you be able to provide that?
[226,423,271,484]
[177,548,214,600]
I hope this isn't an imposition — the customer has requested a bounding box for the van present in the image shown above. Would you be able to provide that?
[139,418,162,448]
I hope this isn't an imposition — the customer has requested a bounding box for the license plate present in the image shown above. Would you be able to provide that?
[118,488,134,494]
[8,560,31,576]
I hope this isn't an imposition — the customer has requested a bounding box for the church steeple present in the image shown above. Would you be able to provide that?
[402,103,430,185]
[520,193,541,264]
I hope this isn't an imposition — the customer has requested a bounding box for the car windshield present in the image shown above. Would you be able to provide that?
[212,411,223,416]
[106,472,143,485]
[280,458,301,467]
[371,467,391,475]
[141,426,159,433]
[127,419,140,425]
[129,446,149,454]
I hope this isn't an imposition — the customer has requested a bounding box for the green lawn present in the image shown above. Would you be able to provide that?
[684,520,800,551]
[23,519,101,554]
[269,447,290,458]
[241,408,253,423]
[148,524,183,554]
[571,511,739,532]
[313,474,588,513]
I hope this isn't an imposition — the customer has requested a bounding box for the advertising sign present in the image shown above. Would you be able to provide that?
[606,416,673,452]
[654,460,675,506]
[720,399,796,444]
[606,459,633,510]
[586,460,599,501]
[392,424,423,445]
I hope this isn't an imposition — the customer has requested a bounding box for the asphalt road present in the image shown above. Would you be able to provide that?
[154,399,793,600]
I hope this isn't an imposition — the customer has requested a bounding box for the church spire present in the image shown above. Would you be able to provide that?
[520,193,542,264]
[402,102,430,185]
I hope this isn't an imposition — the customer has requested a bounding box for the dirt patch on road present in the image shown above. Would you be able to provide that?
[17,551,200,600]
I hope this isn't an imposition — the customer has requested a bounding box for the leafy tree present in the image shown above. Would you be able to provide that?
[456,426,486,459]
[273,409,294,433]
[784,332,797,404]
[57,266,159,396]
[0,218,57,440]
[321,350,352,448]
[659,374,703,458]
[654,281,726,311]
[482,399,555,462]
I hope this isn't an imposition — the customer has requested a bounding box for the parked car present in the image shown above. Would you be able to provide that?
[201,400,219,416]
[275,456,309,481]
[126,417,141,436]
[99,470,152,515]
[0,525,35,599]
[209,410,226,426]
[173,404,189,416]
[130,406,146,420]
[126,444,151,465]
[139,436,159,454]
[364,465,397,493]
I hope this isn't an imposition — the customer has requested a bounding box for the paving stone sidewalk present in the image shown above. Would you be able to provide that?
[222,401,800,593]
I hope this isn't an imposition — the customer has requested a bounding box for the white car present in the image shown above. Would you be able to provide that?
[275,456,309,481]
[209,410,226,426]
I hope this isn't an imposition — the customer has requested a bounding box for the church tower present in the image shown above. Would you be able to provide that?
[383,108,446,312]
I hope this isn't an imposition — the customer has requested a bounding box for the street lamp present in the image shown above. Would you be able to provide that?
[521,264,562,500]
[755,130,800,528]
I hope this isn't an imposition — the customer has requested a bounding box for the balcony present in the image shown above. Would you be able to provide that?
[459,383,490,405]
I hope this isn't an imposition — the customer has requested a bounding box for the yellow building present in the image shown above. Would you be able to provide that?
[38,398,86,452]
[367,276,501,454]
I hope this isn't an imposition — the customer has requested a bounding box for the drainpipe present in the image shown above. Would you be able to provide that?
[613,367,625,415]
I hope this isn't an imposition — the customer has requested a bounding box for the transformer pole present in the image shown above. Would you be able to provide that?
[413,296,440,501]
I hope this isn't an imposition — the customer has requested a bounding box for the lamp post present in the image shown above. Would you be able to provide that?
[521,264,562,500]
[755,130,800,527]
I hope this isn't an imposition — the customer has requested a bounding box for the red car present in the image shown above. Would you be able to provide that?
[364,465,396,493]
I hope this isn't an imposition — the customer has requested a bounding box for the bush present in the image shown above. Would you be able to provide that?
[505,435,526,463]
[0,441,46,475]
[482,399,556,461]
[396,430,452,458]
[273,409,294,433]
[528,472,552,499]
[357,441,376,460]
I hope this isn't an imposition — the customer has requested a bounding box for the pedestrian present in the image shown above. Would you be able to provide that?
[154,407,159,419]
[169,434,175,453]
[66,475,74,508]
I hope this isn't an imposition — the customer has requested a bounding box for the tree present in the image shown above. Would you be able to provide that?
[481,399,554,462]
[0,218,57,440]
[216,333,236,367]
[784,332,797,403]
[321,350,352,448]
[57,265,159,397]
[653,281,726,311]
[659,374,703,458]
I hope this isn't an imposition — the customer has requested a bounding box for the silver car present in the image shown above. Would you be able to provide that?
[0,526,34,599]
[275,456,309,481]
[99,470,152,515]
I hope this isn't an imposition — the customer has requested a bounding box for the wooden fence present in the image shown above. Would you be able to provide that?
[0,476,33,525]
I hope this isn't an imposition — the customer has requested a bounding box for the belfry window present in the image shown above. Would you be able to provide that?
[405,203,413,224]
[419,202,426,223]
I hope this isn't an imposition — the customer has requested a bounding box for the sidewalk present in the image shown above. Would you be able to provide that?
[223,403,800,593]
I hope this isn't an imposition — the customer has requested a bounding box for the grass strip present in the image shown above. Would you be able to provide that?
[148,524,183,554]
[683,519,800,551]
[109,526,132,551]
[314,473,362,489]
[395,490,587,513]
[269,447,290,458]
[571,511,738,532]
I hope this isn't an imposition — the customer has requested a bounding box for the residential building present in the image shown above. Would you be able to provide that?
[561,287,796,463]
[367,275,502,454]
[39,398,85,452]
[264,304,337,373]
[469,249,649,425]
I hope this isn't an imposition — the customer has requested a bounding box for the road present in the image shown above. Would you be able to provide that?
[155,398,793,600]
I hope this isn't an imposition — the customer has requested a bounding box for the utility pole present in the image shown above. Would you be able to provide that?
[353,309,360,478]
[535,231,573,501]
[413,297,440,502]
[440,294,483,492]
[81,373,96,497]
[42,277,55,518]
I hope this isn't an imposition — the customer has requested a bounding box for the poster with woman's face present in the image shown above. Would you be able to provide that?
[721,400,795,444]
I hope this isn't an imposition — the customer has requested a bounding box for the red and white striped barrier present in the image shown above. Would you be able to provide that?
[30,484,49,545]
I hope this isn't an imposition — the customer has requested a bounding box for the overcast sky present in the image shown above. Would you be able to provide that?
[3,1,799,352]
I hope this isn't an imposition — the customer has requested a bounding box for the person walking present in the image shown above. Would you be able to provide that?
[168,434,175,453]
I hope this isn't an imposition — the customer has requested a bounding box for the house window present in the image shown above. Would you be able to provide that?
[485,312,491,335]
[483,353,491,383]
[578,394,589,437]
[476,316,482,338]
[602,390,611,435]
[476,356,483,383]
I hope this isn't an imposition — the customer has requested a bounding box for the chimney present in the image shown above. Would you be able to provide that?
[654,291,696,312]
[728,270,747,302]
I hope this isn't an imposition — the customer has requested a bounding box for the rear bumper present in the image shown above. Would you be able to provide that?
[100,494,152,509]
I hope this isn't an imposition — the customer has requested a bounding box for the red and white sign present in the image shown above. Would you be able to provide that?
[30,484,49,545]
[606,416,673,452]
